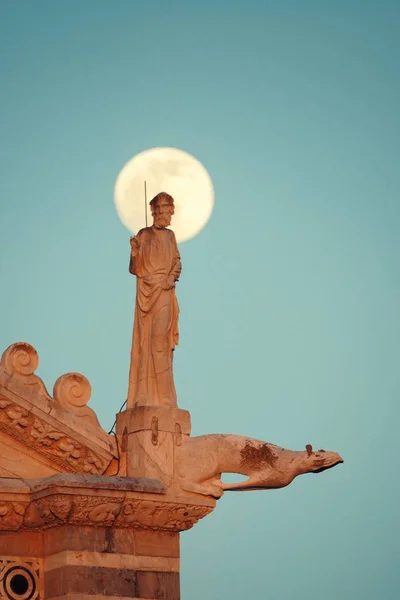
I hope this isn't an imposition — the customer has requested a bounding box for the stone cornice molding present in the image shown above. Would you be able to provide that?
[0,474,215,533]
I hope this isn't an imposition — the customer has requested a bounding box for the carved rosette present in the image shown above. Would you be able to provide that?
[0,501,28,531]
[0,558,42,600]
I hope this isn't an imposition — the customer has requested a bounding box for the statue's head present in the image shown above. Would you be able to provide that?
[150,192,175,228]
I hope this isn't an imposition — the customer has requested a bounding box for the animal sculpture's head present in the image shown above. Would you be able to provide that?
[303,444,343,473]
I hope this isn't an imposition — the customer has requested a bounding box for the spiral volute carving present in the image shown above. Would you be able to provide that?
[53,373,92,408]
[0,342,39,376]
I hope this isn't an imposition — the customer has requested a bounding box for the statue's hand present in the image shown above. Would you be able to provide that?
[165,275,176,290]
[130,236,140,255]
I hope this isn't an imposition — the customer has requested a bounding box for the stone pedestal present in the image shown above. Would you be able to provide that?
[117,406,191,493]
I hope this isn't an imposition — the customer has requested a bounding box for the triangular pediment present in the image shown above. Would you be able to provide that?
[0,342,118,480]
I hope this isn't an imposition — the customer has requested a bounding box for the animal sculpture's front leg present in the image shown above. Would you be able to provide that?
[182,479,224,499]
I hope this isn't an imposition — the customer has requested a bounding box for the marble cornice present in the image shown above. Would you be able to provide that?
[0,474,215,533]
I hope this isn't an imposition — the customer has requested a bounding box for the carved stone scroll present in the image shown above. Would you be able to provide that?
[53,372,100,426]
[0,342,51,402]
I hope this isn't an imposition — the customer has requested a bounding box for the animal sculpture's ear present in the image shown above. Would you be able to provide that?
[306,444,313,456]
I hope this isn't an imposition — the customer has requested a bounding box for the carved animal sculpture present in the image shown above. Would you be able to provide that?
[179,434,343,498]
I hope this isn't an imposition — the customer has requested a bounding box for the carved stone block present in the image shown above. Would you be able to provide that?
[117,406,192,493]
[120,405,191,435]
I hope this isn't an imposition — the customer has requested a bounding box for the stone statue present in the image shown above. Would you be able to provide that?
[127,192,182,408]
[178,435,343,498]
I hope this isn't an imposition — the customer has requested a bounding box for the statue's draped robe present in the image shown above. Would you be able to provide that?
[128,226,181,407]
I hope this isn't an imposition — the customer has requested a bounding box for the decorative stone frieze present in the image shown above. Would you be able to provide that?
[0,474,215,533]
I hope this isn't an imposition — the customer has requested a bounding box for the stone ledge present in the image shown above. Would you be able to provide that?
[0,474,215,533]
[28,474,165,494]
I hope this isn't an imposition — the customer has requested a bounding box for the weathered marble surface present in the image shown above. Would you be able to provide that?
[177,435,343,498]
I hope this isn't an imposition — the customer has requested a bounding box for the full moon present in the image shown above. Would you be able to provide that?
[114,147,214,243]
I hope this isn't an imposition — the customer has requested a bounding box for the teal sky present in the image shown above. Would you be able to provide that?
[1,1,399,598]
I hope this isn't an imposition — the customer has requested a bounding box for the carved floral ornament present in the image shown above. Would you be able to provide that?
[0,398,108,475]
[0,342,116,474]
[0,494,212,533]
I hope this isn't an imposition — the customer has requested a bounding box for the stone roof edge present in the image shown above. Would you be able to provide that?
[0,342,118,470]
